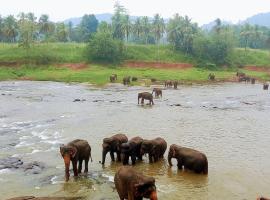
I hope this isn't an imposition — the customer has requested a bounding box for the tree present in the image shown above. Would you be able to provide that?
[85,32,124,63]
[97,21,112,33]
[111,1,126,40]
[133,18,142,39]
[18,12,37,48]
[38,14,54,42]
[0,15,4,42]
[3,15,18,42]
[141,16,150,44]
[56,23,68,42]
[167,14,198,53]
[78,14,98,42]
[152,14,165,44]
[122,15,131,42]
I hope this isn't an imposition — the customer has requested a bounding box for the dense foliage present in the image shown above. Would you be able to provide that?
[85,32,124,63]
[0,2,270,66]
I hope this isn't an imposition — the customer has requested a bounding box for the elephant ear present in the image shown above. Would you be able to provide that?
[59,145,64,156]
[69,146,77,158]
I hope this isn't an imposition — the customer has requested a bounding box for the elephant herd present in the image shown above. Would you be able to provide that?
[60,134,208,199]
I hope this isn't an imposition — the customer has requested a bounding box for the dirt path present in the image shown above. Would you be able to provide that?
[56,63,89,70]
[244,66,270,73]
[124,61,193,69]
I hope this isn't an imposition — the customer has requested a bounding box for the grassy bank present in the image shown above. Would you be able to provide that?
[0,43,269,66]
[0,65,269,85]
[0,43,269,85]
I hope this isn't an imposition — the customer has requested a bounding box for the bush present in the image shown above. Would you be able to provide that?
[85,32,124,63]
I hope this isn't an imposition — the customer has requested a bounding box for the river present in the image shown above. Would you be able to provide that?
[0,81,269,199]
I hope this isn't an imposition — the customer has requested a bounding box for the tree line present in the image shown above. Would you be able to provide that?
[1,2,270,65]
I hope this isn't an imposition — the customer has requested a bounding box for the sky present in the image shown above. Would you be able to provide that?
[0,0,270,25]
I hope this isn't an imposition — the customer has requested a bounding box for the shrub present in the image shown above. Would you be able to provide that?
[85,32,124,63]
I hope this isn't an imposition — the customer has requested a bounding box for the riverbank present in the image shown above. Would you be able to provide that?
[0,43,269,85]
[0,64,269,85]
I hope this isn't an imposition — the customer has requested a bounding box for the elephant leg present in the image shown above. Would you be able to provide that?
[153,154,159,162]
[110,151,115,162]
[177,158,183,170]
[131,155,136,165]
[149,154,153,163]
[78,159,82,174]
[117,152,121,162]
[72,160,78,177]
[84,158,89,173]
[141,98,144,104]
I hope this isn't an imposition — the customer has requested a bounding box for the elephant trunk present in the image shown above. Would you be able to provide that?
[101,150,107,165]
[168,153,173,166]
[63,155,71,181]
[150,191,158,200]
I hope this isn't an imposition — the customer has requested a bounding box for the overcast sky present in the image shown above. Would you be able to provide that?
[1,0,270,25]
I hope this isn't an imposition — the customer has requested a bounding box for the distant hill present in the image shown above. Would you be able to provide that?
[64,13,113,26]
[201,20,233,31]
[64,13,167,27]
[243,12,270,27]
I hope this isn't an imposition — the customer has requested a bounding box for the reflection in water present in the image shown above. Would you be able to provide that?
[0,81,270,200]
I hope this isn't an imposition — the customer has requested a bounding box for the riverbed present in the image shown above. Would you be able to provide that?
[0,81,269,199]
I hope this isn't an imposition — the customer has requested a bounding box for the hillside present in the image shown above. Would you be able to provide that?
[244,12,270,27]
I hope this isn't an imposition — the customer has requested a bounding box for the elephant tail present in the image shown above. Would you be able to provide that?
[203,158,208,174]
[90,155,93,162]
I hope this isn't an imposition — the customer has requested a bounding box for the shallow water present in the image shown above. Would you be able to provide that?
[0,81,269,200]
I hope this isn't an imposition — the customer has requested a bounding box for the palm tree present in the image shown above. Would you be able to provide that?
[133,18,142,40]
[122,14,131,42]
[3,15,18,42]
[152,14,165,44]
[39,14,51,41]
[141,16,150,44]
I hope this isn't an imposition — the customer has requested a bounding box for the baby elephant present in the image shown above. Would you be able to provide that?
[263,83,269,90]
[208,73,215,81]
[120,136,143,165]
[110,74,117,82]
[140,137,167,163]
[138,92,154,105]
[168,144,208,174]
[114,166,158,200]
[152,88,162,98]
[60,139,92,181]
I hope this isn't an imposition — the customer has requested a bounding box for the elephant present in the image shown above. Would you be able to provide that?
[110,74,117,82]
[168,144,208,174]
[152,88,162,98]
[173,81,178,89]
[263,83,269,90]
[138,92,154,105]
[114,166,158,200]
[140,137,167,163]
[236,72,245,77]
[208,73,215,81]
[251,78,256,84]
[151,78,157,83]
[120,136,143,165]
[132,77,138,81]
[60,139,92,181]
[164,80,173,87]
[123,76,131,85]
[257,197,270,200]
[6,197,80,200]
[101,133,128,165]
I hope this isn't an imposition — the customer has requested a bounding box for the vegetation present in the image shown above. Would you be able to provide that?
[0,2,269,84]
[85,32,124,63]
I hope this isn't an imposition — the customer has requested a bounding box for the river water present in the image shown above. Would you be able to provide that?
[0,81,269,200]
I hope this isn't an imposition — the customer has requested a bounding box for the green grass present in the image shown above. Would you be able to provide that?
[0,43,269,84]
[232,48,270,67]
[0,64,265,85]
[0,43,86,64]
